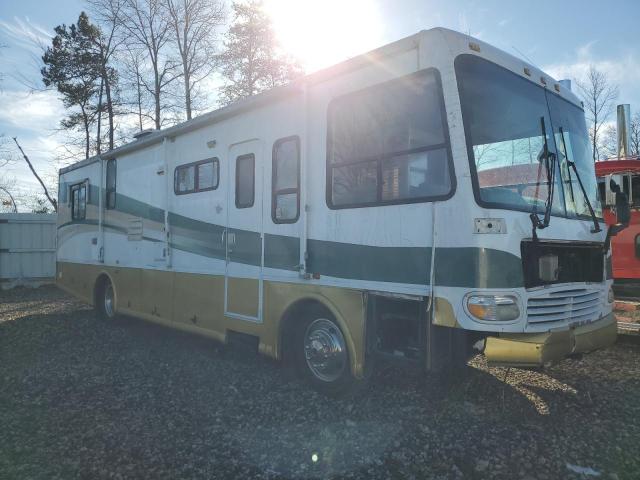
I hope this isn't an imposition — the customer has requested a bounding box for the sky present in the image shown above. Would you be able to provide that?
[1,0,639,210]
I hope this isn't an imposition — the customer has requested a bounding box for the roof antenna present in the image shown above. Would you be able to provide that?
[512,45,535,65]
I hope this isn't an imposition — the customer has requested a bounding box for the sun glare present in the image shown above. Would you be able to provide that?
[264,0,384,73]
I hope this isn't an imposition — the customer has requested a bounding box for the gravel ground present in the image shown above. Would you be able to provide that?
[1,286,639,480]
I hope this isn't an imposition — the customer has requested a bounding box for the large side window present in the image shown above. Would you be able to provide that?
[174,158,219,195]
[272,136,300,223]
[236,154,255,208]
[326,69,453,209]
[71,182,87,220]
[106,159,116,209]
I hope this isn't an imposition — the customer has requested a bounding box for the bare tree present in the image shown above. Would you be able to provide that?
[598,124,618,160]
[120,0,180,129]
[0,135,18,212]
[119,45,152,131]
[86,0,127,151]
[631,112,640,157]
[13,137,58,211]
[164,0,225,120]
[575,65,619,161]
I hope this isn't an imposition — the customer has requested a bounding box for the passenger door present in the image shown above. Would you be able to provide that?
[225,139,263,322]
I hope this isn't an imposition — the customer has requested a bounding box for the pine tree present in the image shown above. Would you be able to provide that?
[41,12,103,159]
[217,0,302,106]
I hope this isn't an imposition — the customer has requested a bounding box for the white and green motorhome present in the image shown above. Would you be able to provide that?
[57,28,617,394]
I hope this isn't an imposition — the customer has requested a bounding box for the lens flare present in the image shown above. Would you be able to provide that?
[264,0,384,72]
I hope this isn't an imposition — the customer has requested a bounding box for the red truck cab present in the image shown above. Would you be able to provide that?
[595,157,640,294]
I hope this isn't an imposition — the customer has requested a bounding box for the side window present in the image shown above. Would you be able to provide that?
[106,159,116,210]
[174,158,219,195]
[326,69,453,208]
[236,154,255,208]
[623,174,632,204]
[198,161,217,190]
[636,235,640,259]
[71,183,87,220]
[272,136,300,223]
[632,175,640,206]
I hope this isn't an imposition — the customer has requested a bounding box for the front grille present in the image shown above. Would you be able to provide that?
[526,287,602,329]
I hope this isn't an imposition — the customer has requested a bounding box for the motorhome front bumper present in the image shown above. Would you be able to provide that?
[483,313,616,368]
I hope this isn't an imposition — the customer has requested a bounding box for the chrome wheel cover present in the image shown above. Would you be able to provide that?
[104,283,115,318]
[304,318,347,382]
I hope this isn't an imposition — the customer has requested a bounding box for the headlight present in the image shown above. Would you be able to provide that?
[607,286,615,304]
[466,295,520,322]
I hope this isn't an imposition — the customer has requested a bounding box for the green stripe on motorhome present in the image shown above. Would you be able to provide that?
[265,234,300,271]
[307,240,430,284]
[58,188,523,287]
[434,247,523,288]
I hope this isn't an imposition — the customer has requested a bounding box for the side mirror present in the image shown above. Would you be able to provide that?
[616,190,631,225]
[605,182,631,253]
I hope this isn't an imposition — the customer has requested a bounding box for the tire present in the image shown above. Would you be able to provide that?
[95,277,119,322]
[294,305,355,396]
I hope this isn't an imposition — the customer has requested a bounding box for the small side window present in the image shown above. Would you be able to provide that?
[635,235,640,259]
[71,182,87,220]
[106,159,116,209]
[236,154,255,208]
[272,136,300,223]
[174,158,219,195]
[175,164,196,194]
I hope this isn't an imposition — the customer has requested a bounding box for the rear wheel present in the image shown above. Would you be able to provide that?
[294,306,354,396]
[95,277,119,322]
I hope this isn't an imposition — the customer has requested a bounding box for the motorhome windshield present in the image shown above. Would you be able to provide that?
[456,54,601,219]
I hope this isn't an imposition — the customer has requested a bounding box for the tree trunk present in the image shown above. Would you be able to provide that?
[154,68,161,129]
[81,106,90,160]
[96,76,104,155]
[183,55,191,120]
[137,74,143,131]
[592,114,598,162]
[103,65,114,150]
[155,86,161,129]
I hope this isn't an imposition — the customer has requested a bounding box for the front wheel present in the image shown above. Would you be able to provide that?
[295,306,355,396]
[95,278,119,322]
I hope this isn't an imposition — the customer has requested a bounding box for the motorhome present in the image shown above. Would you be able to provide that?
[57,28,617,394]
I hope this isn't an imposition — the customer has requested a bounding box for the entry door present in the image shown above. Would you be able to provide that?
[225,139,264,322]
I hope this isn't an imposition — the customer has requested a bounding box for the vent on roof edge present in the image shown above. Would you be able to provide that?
[133,129,155,140]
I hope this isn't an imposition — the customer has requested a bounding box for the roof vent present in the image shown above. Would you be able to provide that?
[559,79,571,91]
[133,129,155,140]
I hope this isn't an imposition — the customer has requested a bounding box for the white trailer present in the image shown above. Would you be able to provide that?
[57,28,617,394]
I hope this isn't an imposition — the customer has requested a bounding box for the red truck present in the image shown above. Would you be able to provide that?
[595,156,640,295]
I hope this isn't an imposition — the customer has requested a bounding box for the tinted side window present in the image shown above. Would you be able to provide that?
[71,183,87,220]
[327,69,453,208]
[106,159,116,209]
[236,154,255,208]
[272,137,300,223]
[174,158,219,195]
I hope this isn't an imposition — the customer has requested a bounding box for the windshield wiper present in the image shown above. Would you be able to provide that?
[530,116,556,241]
[559,126,602,233]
